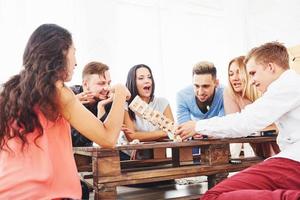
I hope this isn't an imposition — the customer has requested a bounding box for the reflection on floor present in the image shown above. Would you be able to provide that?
[88,176,208,200]
[88,172,239,199]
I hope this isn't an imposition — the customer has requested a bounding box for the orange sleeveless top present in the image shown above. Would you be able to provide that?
[0,110,81,199]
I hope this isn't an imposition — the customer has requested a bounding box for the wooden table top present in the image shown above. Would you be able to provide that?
[73,135,277,153]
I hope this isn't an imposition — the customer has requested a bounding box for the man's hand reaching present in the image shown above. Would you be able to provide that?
[175,120,200,140]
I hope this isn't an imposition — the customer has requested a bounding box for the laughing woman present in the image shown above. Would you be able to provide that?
[119,64,174,159]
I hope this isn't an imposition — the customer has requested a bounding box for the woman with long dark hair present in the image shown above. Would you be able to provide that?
[0,24,129,199]
[119,64,174,159]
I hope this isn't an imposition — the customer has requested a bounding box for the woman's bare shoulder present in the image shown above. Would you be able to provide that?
[55,81,76,105]
[223,87,235,98]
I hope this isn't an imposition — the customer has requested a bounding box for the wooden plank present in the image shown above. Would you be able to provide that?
[73,136,276,153]
[92,149,121,199]
[121,158,172,169]
[92,150,121,177]
[74,154,92,172]
[171,147,193,166]
[153,148,167,159]
[76,155,258,172]
[95,160,261,186]
[73,149,93,156]
[115,136,276,150]
[179,147,193,162]
[201,144,230,165]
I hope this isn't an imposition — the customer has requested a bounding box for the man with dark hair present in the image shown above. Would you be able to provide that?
[71,61,112,147]
[176,61,224,154]
[176,61,224,125]
[176,42,300,199]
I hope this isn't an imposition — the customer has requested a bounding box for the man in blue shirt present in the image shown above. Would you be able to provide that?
[176,61,224,153]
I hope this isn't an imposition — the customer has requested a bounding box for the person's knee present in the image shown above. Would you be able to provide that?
[201,190,222,200]
[272,189,300,200]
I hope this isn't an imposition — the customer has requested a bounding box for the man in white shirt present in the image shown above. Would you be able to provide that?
[176,42,300,200]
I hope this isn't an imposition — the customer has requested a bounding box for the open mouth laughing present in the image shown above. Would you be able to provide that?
[143,85,151,93]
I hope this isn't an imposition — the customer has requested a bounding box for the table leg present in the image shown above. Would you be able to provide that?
[92,149,120,199]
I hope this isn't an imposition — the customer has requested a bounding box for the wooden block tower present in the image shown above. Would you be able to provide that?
[129,95,182,142]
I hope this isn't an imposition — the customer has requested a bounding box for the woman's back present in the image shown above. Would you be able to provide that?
[0,109,81,200]
[0,23,129,199]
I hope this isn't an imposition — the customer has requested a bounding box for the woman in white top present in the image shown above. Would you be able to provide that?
[120,64,174,159]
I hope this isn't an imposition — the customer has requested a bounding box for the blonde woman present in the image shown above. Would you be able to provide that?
[223,56,279,158]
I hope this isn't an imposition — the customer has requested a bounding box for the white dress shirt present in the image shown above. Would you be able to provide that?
[195,69,300,162]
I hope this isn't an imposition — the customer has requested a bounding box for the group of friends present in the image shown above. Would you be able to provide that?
[0,23,299,200]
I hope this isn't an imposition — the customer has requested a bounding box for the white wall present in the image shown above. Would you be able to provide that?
[1,0,300,116]
[244,0,300,49]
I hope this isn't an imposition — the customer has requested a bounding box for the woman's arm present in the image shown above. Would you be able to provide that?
[57,82,128,148]
[123,105,174,142]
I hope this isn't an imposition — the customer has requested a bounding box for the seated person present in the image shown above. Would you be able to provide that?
[176,61,224,154]
[0,23,130,200]
[119,64,174,160]
[71,62,131,159]
[71,61,112,147]
[224,56,279,158]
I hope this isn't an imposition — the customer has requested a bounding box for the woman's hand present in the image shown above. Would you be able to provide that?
[110,84,131,100]
[122,124,135,136]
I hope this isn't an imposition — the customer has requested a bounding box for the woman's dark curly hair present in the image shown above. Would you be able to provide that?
[0,24,73,150]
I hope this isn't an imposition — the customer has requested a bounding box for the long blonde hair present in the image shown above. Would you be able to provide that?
[227,56,260,102]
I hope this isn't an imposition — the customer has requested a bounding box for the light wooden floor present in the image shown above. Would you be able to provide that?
[87,172,241,199]
[89,181,207,200]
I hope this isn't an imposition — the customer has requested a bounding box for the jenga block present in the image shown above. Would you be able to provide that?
[169,123,177,133]
[162,119,172,131]
[150,110,162,124]
[157,115,167,129]
[129,98,140,111]
[137,104,147,114]
[143,107,154,119]
[128,95,182,142]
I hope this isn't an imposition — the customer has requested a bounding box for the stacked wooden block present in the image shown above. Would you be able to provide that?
[129,96,182,142]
